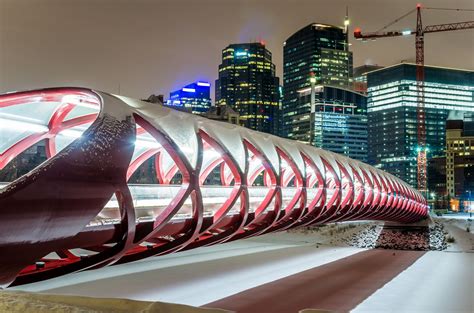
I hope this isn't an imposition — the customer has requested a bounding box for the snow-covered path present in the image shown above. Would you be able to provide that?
[11,220,474,312]
[12,233,362,306]
[353,251,474,313]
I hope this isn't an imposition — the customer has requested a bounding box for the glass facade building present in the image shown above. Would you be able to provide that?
[446,116,474,212]
[353,65,383,94]
[215,42,280,135]
[281,23,353,138]
[166,81,212,115]
[296,86,368,162]
[367,63,474,188]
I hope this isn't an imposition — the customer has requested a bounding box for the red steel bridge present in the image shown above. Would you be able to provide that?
[0,88,428,288]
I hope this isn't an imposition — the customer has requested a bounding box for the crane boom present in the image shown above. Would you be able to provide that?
[353,16,474,39]
[353,29,414,40]
[353,4,474,194]
[424,21,474,33]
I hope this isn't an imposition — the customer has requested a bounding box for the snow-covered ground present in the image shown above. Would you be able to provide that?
[353,217,474,313]
[353,251,474,313]
[10,219,474,312]
[0,291,230,313]
[440,213,474,220]
[12,231,363,306]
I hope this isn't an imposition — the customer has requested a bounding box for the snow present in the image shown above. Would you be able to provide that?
[439,213,474,220]
[11,220,474,311]
[12,231,362,307]
[442,218,474,252]
[0,291,231,313]
[353,251,474,313]
[353,218,474,313]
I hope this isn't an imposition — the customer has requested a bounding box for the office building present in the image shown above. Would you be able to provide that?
[446,115,474,212]
[295,85,368,162]
[215,42,280,134]
[353,65,383,94]
[427,156,448,211]
[281,23,353,138]
[367,63,474,188]
[166,81,212,115]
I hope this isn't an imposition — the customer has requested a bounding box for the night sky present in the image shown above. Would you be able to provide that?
[1,0,473,99]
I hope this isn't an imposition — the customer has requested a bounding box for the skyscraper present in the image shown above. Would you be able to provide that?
[445,114,474,212]
[353,65,383,94]
[215,42,280,135]
[166,81,212,115]
[281,23,353,138]
[367,63,474,188]
[296,85,368,162]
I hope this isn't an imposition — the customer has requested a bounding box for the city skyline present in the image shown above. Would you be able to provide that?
[1,1,474,310]
[1,0,473,100]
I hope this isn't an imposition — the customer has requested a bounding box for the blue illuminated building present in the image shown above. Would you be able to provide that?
[297,86,368,162]
[166,81,212,115]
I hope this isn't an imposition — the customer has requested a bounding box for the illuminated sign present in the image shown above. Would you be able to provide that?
[197,82,211,87]
[182,88,196,93]
[235,51,248,57]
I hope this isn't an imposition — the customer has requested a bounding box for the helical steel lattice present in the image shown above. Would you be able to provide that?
[0,88,428,287]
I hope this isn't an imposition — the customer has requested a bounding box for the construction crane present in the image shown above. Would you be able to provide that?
[354,4,474,194]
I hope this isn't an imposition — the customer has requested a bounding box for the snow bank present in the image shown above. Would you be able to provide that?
[0,291,231,313]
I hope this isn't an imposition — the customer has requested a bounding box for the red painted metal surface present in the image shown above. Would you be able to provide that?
[0,88,428,288]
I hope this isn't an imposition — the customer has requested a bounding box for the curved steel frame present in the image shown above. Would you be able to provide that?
[0,88,428,287]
